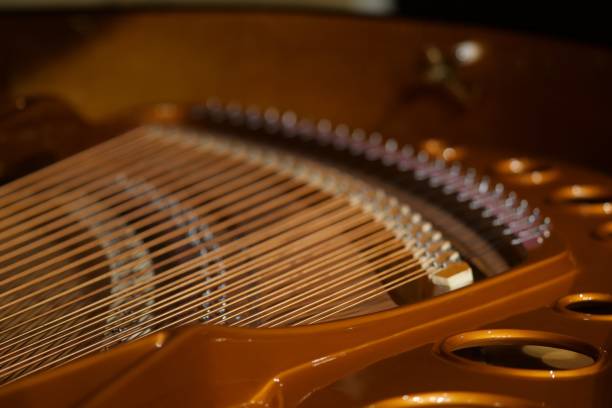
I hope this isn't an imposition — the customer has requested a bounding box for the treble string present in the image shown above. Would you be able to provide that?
[0,163,278,289]
[0,202,366,375]
[0,141,237,257]
[0,128,154,206]
[0,186,326,346]
[0,193,354,358]
[0,134,172,226]
[0,126,437,386]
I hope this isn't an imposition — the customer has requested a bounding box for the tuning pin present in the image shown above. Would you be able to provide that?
[263,107,280,133]
[368,132,383,145]
[381,138,399,166]
[206,97,225,122]
[281,111,298,136]
[335,123,350,138]
[494,183,504,196]
[245,105,262,129]
[417,151,429,163]
[395,146,412,171]
[297,118,315,140]
[478,176,490,193]
[225,102,243,126]
[464,168,477,183]
[333,124,350,150]
[433,158,446,170]
[264,107,279,124]
[449,162,462,175]
[528,208,541,223]
[349,128,367,155]
[504,191,517,207]
[385,138,398,152]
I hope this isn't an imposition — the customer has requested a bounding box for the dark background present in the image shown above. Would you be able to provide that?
[1,3,611,175]
[396,3,612,48]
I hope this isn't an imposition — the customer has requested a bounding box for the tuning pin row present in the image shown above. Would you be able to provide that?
[188,99,551,251]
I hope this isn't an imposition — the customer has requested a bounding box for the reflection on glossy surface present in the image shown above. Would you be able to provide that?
[367,391,544,407]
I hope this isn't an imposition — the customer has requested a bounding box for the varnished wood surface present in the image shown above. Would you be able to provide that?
[1,10,611,174]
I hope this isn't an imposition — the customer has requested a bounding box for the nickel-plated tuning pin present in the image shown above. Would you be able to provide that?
[245,105,262,129]
[297,118,315,140]
[206,97,223,116]
[226,102,244,125]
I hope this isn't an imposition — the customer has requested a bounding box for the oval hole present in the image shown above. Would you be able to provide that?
[557,293,612,320]
[439,330,603,378]
[567,301,612,315]
[454,344,594,370]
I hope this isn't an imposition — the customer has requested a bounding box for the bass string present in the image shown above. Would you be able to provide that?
[0,208,401,378]
[0,206,378,363]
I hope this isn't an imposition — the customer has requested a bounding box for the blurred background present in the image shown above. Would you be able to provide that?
[1,1,611,176]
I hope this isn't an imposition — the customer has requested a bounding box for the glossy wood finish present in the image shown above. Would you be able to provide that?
[1,11,612,174]
[0,10,611,408]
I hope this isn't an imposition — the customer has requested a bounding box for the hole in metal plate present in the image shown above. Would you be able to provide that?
[557,293,612,321]
[439,330,603,378]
